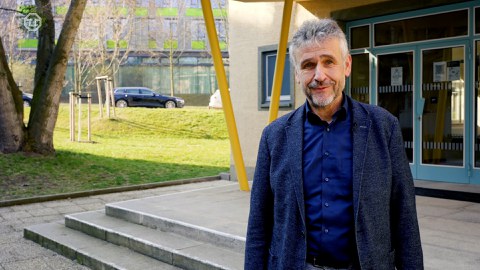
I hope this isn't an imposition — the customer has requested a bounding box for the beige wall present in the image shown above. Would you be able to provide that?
[228,1,314,181]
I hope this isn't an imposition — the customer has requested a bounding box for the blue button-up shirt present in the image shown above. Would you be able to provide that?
[303,94,355,266]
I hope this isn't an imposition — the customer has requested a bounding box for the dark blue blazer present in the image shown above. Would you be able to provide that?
[245,95,423,269]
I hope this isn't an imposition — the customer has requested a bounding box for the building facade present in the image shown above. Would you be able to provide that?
[229,0,480,187]
[1,0,228,105]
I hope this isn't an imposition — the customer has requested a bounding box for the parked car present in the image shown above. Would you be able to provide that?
[113,87,185,109]
[22,92,33,107]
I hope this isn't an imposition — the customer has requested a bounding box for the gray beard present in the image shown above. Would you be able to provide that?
[305,79,337,108]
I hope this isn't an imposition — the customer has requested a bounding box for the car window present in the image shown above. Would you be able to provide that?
[140,89,153,95]
[126,89,139,94]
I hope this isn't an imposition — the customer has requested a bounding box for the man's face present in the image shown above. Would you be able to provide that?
[295,38,352,109]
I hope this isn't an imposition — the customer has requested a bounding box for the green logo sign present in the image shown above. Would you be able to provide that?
[23,13,41,32]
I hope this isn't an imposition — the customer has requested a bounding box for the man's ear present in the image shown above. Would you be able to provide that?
[344,54,352,77]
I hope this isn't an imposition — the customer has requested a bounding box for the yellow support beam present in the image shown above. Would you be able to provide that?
[268,0,294,123]
[200,0,250,191]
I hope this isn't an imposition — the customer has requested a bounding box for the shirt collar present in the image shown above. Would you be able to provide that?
[305,93,349,126]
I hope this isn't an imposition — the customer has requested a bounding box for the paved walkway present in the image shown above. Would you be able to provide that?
[1,180,480,270]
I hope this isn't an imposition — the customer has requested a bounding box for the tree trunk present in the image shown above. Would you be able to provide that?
[0,37,25,153]
[25,0,87,155]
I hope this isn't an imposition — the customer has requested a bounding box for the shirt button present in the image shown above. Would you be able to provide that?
[325,177,329,182]
[325,202,329,207]
[326,127,330,132]
[324,152,329,156]
[324,229,329,233]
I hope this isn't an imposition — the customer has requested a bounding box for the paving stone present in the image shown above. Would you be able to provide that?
[0,211,32,220]
[53,205,85,215]
[27,207,60,217]
[416,196,472,209]
[448,210,480,223]
[464,203,480,212]
[0,231,20,244]
[11,203,44,212]
[423,242,480,270]
[416,204,462,217]
[1,257,51,270]
[78,202,106,211]
[0,207,12,214]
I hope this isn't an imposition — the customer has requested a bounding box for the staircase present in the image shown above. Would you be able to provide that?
[24,182,248,270]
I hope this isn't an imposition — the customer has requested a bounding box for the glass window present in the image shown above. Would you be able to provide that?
[163,18,178,38]
[140,89,153,95]
[475,41,480,167]
[212,0,226,9]
[350,54,370,104]
[375,9,468,46]
[476,7,480,34]
[258,45,293,109]
[350,25,369,49]
[188,0,200,8]
[215,20,226,42]
[192,20,206,40]
[161,0,178,8]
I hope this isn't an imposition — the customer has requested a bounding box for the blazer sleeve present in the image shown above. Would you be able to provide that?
[244,128,274,270]
[389,118,424,269]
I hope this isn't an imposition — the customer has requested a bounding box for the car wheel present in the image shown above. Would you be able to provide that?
[116,100,128,108]
[23,100,31,107]
[165,100,176,109]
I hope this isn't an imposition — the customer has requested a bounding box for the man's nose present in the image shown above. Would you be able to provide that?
[313,64,327,81]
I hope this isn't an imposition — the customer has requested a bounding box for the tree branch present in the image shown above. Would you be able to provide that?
[0,7,23,14]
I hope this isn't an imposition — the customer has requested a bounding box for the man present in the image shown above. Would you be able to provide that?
[244,18,423,270]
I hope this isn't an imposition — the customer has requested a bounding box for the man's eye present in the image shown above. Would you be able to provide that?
[302,63,316,69]
[324,59,334,65]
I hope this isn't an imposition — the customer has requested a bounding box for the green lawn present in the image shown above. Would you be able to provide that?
[0,105,230,201]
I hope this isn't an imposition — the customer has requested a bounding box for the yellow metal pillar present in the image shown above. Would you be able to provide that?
[200,0,250,191]
[268,0,294,123]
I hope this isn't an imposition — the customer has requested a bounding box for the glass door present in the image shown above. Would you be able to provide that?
[472,40,480,184]
[416,42,471,183]
[377,51,414,163]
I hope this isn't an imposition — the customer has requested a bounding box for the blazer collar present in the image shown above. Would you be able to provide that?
[284,103,307,227]
[349,96,371,220]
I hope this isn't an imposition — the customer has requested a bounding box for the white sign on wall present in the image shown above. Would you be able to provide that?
[391,67,403,86]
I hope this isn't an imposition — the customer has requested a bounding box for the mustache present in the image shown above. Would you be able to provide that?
[308,80,336,88]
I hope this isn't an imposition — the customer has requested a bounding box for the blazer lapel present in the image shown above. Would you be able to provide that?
[285,105,306,227]
[350,98,371,221]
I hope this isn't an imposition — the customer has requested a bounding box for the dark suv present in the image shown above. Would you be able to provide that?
[114,87,185,108]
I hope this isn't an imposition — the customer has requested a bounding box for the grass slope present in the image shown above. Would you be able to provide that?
[0,105,230,200]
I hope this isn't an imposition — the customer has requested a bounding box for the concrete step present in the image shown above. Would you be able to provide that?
[105,203,246,253]
[23,182,248,270]
[65,210,244,270]
[24,221,181,270]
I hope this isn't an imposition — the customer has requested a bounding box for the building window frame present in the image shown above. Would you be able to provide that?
[258,44,294,110]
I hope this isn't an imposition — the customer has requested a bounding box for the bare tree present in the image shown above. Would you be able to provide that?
[72,0,136,95]
[0,0,36,91]
[0,0,88,155]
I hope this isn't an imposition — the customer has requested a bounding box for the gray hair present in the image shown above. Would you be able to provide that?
[289,18,349,69]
